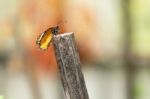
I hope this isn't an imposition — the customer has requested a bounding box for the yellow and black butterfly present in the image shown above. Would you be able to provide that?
[36,26,59,50]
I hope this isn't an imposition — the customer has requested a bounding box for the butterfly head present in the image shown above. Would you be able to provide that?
[51,26,59,35]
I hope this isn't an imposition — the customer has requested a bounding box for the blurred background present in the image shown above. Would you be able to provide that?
[0,0,150,99]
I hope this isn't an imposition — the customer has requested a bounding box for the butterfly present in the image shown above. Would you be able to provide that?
[36,26,59,50]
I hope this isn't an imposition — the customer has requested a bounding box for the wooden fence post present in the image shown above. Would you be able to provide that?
[53,32,89,99]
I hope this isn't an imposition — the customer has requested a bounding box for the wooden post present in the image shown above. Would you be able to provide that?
[53,32,89,99]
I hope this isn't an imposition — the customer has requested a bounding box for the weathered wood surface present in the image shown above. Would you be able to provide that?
[53,32,89,99]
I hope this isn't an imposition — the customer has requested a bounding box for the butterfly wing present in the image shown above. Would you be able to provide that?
[36,29,53,50]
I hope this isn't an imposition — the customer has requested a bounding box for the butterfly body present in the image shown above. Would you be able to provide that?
[36,26,59,50]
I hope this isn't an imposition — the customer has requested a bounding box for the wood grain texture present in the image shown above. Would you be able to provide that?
[53,32,89,99]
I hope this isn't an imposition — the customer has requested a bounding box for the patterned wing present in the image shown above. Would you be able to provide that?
[36,29,53,50]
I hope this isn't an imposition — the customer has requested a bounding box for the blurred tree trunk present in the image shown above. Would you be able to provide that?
[121,0,135,99]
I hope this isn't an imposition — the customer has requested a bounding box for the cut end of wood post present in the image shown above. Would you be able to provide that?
[54,32,73,37]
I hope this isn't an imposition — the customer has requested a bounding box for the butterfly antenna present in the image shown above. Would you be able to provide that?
[57,20,67,27]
